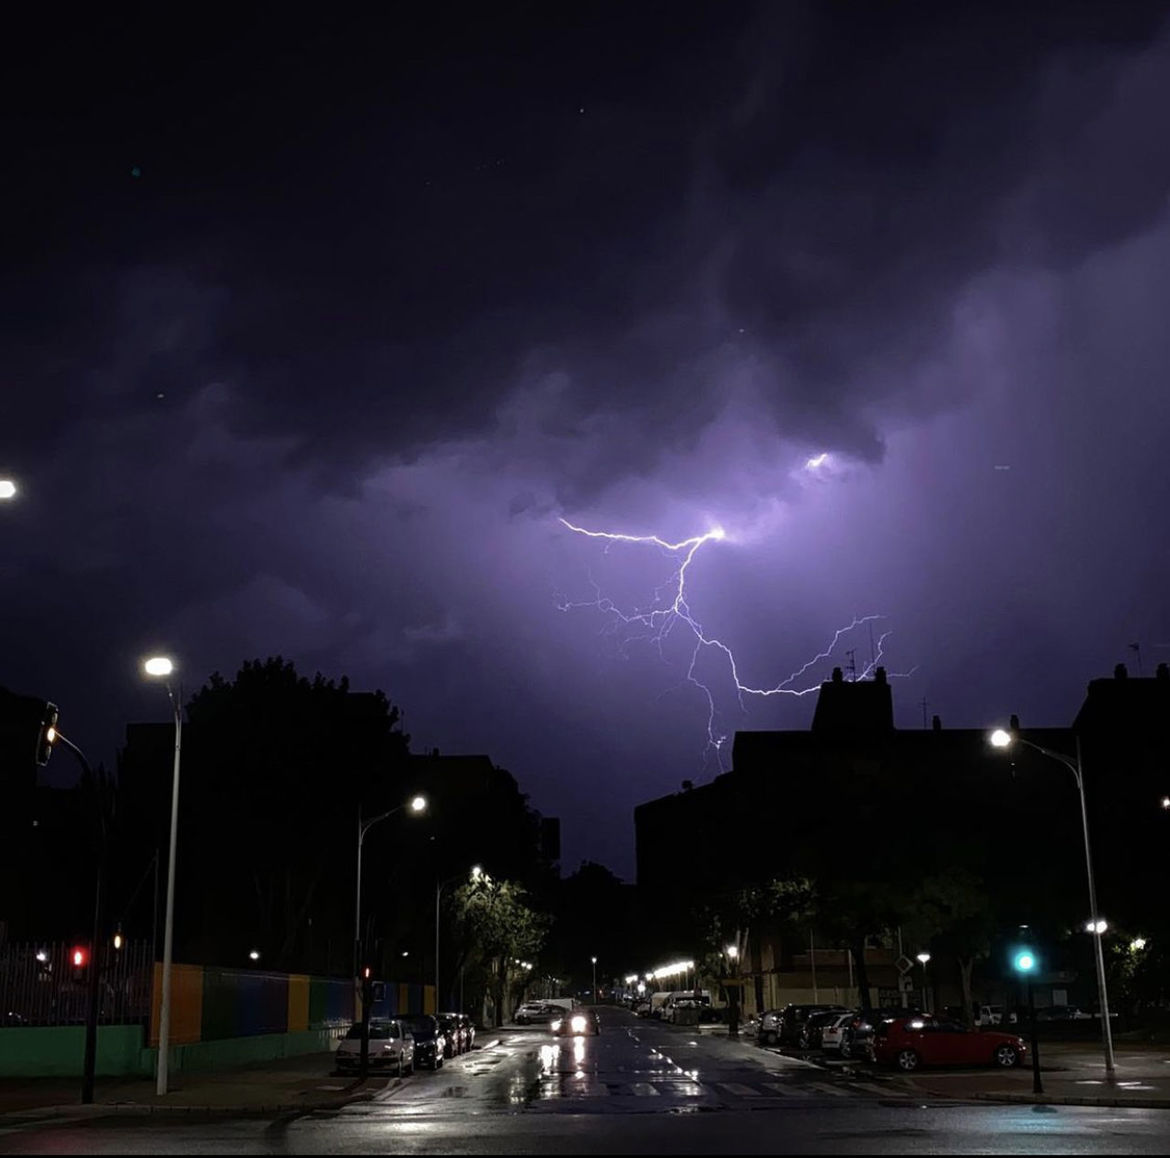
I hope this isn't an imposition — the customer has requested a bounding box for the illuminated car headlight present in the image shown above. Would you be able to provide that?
[571,1015,588,1034]
[550,1019,563,1031]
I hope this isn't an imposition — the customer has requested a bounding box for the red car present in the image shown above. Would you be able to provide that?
[872,1016,1027,1072]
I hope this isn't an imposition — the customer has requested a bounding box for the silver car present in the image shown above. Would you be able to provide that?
[335,1019,415,1075]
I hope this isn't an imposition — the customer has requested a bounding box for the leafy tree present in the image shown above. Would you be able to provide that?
[451,872,548,1026]
[898,869,997,1023]
[178,657,411,971]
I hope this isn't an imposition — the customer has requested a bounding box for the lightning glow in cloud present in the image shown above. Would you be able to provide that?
[557,515,905,770]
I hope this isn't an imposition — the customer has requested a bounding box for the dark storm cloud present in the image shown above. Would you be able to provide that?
[6,3,1169,502]
[6,3,1170,875]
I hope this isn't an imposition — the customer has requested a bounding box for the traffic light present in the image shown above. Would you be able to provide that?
[36,702,58,766]
[1012,947,1037,974]
[71,945,90,978]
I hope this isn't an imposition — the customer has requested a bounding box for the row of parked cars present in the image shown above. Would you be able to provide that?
[754,1003,1030,1072]
[335,1011,476,1075]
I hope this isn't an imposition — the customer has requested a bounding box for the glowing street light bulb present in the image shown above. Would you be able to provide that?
[989,728,1012,748]
[1131,938,1147,952]
[725,944,738,960]
[409,794,428,813]
[471,864,482,879]
[0,479,16,500]
[1161,796,1170,810]
[1085,919,1108,935]
[916,952,931,965]
[249,950,260,961]
[144,656,174,677]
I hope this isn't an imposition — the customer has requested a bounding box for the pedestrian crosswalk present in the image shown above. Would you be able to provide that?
[533,1076,864,1101]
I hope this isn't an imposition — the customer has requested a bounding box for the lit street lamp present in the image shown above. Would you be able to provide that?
[144,655,182,1096]
[354,795,428,980]
[989,725,1115,1074]
[0,479,16,500]
[353,794,426,1077]
[916,952,931,1013]
[591,956,597,1002]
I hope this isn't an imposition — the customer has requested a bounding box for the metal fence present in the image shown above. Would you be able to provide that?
[1,939,153,1027]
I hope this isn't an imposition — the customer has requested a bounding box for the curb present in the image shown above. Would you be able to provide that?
[972,1091,1170,1110]
[0,1080,383,1123]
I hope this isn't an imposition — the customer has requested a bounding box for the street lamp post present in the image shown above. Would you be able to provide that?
[143,656,182,1097]
[725,944,740,1039]
[990,727,1116,1074]
[591,956,597,1002]
[353,794,427,1077]
[354,795,428,981]
[916,952,931,1014]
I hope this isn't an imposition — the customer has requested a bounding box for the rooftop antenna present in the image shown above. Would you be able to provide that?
[921,697,929,729]
[1129,642,1144,676]
[868,621,878,674]
[845,649,857,682]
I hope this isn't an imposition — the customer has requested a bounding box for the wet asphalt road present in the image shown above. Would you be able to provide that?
[2,1008,1169,1154]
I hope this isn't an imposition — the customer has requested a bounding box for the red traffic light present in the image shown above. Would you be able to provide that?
[72,946,89,968]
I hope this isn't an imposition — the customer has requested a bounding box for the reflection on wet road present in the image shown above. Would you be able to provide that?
[373,1008,879,1118]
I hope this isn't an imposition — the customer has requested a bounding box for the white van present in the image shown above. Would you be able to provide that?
[542,997,578,1014]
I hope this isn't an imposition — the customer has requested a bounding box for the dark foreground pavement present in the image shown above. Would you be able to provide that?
[1,1010,1168,1154]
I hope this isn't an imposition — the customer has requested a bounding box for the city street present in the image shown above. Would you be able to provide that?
[3,1009,1170,1154]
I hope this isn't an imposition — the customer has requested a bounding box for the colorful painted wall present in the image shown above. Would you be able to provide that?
[1,967,435,1077]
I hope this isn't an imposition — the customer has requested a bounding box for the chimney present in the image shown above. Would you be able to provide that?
[1114,663,1128,680]
[875,667,887,685]
[931,714,942,732]
[1009,713,1020,732]
[1158,663,1169,681]
[831,666,844,683]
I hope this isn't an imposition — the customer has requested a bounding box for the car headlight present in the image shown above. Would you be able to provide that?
[570,1015,587,1033]
[550,1019,563,1031]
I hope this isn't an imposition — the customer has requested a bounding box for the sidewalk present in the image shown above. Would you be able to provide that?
[676,1022,1170,1108]
[0,1051,391,1120]
[891,1042,1170,1109]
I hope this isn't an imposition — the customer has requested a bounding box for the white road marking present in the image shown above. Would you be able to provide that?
[757,1082,811,1098]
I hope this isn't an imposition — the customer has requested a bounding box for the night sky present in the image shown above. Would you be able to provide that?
[4,2,1170,878]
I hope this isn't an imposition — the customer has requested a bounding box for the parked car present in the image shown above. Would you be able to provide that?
[798,1008,850,1050]
[551,1008,601,1036]
[872,1015,1027,1072]
[819,1012,854,1055]
[759,1004,848,1046]
[974,1004,1018,1026]
[839,1006,918,1060]
[398,1014,447,1070]
[515,1002,561,1025]
[1035,1005,1092,1021]
[335,1019,415,1075]
[634,1000,653,1018]
[437,1013,468,1056]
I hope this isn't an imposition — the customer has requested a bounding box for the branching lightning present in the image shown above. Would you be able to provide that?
[556,516,913,772]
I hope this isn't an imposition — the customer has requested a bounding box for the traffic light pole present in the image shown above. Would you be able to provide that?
[1028,980,1042,1095]
[51,731,105,1105]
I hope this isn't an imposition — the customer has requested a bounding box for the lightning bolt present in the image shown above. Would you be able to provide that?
[556,516,913,772]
